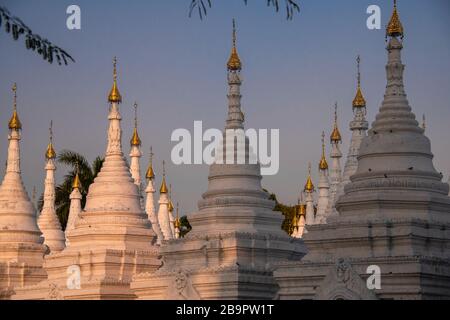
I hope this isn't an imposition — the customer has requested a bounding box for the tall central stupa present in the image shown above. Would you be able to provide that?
[13,58,160,300]
[131,20,306,300]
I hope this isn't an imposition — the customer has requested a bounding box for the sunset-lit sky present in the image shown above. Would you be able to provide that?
[1,0,449,214]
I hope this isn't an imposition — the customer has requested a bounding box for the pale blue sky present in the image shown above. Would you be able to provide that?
[1,0,449,214]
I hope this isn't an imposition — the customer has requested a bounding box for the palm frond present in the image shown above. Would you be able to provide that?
[57,150,91,172]
[52,150,104,229]
[55,182,72,229]
[92,157,105,178]
[179,215,192,238]
[37,194,44,213]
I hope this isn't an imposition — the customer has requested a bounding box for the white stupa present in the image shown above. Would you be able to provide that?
[274,1,450,300]
[156,162,173,241]
[65,170,82,245]
[144,148,164,244]
[315,132,330,224]
[131,20,306,300]
[13,58,160,300]
[339,56,369,193]
[337,30,450,222]
[129,102,144,210]
[64,59,158,251]
[37,121,65,253]
[327,104,343,216]
[0,84,47,299]
[304,164,316,226]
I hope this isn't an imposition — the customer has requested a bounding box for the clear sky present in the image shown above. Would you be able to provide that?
[1,0,449,215]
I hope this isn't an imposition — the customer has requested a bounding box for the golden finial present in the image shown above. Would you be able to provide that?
[45,120,57,159]
[130,102,142,146]
[9,83,22,130]
[386,0,404,39]
[319,131,328,171]
[352,55,366,108]
[232,19,237,48]
[357,55,361,88]
[227,19,242,71]
[72,163,81,190]
[292,212,298,231]
[174,202,181,229]
[299,200,306,217]
[160,160,168,193]
[168,184,174,212]
[146,146,155,179]
[304,163,315,193]
[422,114,426,132]
[330,103,342,143]
[12,83,17,108]
[299,193,307,215]
[108,57,122,103]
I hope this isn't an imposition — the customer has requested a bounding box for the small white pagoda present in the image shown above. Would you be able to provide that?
[0,84,47,299]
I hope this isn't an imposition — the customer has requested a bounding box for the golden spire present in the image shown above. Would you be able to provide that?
[72,163,81,190]
[174,202,181,229]
[45,120,57,159]
[130,102,141,146]
[304,163,315,193]
[168,184,174,212]
[108,57,122,103]
[292,211,298,230]
[160,160,168,193]
[352,55,366,108]
[299,193,306,216]
[386,0,404,39]
[319,131,328,171]
[292,198,301,229]
[422,114,426,132]
[227,19,242,71]
[8,83,22,130]
[330,103,342,143]
[146,146,155,179]
[299,203,306,216]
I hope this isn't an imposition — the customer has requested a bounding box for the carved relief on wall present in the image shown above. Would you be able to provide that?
[106,119,122,155]
[165,269,200,300]
[315,258,377,300]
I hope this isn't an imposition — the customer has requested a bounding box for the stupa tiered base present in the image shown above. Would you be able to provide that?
[274,218,450,300]
[13,151,162,300]
[13,246,160,300]
[131,164,306,300]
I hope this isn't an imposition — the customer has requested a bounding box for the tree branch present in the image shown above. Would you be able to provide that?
[0,6,75,65]
[189,0,300,20]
